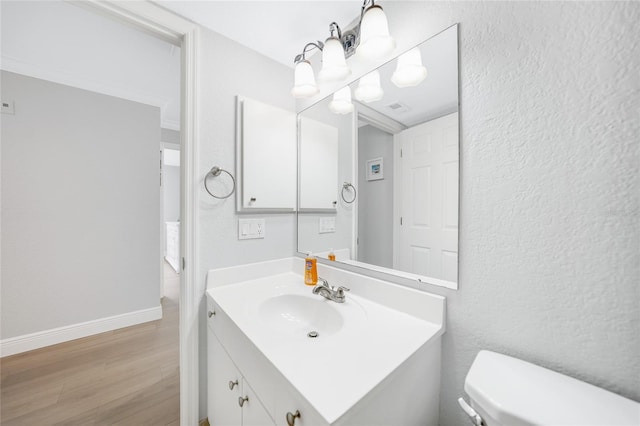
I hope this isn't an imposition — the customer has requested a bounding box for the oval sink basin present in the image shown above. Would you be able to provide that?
[259,294,344,336]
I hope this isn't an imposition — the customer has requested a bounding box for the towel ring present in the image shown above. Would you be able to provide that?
[341,182,357,204]
[204,166,236,199]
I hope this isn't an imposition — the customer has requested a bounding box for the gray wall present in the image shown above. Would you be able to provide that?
[161,128,180,146]
[1,71,161,338]
[370,2,639,424]
[357,124,394,268]
[163,165,180,222]
[195,28,296,416]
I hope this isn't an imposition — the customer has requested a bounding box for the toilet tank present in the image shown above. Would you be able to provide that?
[461,350,640,426]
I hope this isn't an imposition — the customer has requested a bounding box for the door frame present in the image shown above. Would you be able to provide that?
[72,1,200,423]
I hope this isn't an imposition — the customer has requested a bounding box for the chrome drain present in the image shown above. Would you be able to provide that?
[307,331,318,338]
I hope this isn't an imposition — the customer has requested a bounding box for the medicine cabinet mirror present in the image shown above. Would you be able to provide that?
[236,96,297,212]
[297,24,459,289]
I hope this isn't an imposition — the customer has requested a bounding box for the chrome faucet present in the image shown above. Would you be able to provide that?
[312,277,350,303]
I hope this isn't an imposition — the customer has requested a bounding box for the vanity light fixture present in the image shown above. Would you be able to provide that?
[328,86,354,114]
[291,42,323,98]
[319,23,351,82]
[357,2,395,60]
[354,70,384,103]
[391,47,428,87]
[291,0,394,98]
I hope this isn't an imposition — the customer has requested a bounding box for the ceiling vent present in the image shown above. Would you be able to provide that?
[384,101,410,113]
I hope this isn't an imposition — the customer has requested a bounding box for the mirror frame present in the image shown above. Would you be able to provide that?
[295,23,461,290]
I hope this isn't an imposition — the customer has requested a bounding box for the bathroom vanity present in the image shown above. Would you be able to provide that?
[206,258,445,425]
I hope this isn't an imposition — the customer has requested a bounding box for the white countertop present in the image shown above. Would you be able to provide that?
[206,258,445,424]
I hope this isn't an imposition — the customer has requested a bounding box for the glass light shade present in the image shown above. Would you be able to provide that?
[291,60,319,98]
[358,5,396,60]
[329,86,354,114]
[354,70,383,103]
[391,47,428,87]
[319,37,351,82]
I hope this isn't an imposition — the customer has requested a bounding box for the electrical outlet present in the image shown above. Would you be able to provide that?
[255,219,265,237]
[238,218,265,240]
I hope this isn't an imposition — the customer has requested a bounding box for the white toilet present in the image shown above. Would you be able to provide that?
[459,350,640,426]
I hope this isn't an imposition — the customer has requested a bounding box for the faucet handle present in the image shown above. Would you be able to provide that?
[337,286,350,296]
[318,277,330,288]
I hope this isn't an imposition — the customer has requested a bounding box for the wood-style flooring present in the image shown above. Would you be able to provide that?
[0,262,180,425]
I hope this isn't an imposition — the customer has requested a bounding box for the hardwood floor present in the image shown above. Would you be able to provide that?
[1,262,180,425]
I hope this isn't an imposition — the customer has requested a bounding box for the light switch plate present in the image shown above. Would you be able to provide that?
[238,218,265,240]
[319,216,336,234]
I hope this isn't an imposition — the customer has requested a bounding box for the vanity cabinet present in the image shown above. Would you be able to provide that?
[208,331,274,426]
[207,298,322,426]
[206,258,445,426]
[274,380,326,426]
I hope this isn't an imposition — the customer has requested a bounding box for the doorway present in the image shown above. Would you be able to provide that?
[0,0,188,422]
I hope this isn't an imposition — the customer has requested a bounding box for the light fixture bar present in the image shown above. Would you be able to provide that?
[291,0,382,64]
[290,0,395,98]
[294,41,325,64]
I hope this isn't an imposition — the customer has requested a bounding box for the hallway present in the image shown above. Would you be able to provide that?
[0,262,180,425]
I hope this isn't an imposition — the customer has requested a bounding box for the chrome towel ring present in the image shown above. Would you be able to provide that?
[204,166,236,199]
[341,182,357,204]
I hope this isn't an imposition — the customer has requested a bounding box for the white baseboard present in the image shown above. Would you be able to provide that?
[0,306,163,357]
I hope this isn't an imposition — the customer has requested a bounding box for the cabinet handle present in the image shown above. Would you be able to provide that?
[208,310,216,318]
[286,410,301,426]
[238,396,248,407]
[228,380,238,390]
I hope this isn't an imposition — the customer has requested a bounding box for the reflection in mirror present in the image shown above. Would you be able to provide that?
[298,24,459,289]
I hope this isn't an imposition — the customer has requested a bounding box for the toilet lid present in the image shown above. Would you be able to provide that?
[464,351,640,426]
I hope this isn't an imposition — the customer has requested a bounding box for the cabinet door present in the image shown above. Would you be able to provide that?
[275,379,327,426]
[242,379,275,426]
[208,333,242,426]
[299,117,339,210]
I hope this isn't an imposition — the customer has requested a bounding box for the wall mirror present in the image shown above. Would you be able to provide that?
[297,24,459,290]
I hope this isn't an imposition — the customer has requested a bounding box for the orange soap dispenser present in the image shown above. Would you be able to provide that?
[304,252,318,286]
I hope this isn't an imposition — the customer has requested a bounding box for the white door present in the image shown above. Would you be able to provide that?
[397,112,458,283]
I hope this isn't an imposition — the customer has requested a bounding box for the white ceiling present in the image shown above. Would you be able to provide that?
[1,1,456,132]
[1,0,181,130]
[157,1,363,68]
[0,1,365,132]
[356,25,458,127]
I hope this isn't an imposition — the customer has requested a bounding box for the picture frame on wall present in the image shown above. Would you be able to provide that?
[366,157,384,181]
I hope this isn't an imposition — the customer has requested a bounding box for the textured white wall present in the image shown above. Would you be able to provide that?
[188,1,639,422]
[195,28,296,417]
[299,2,639,424]
[377,2,640,424]
[1,71,161,338]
